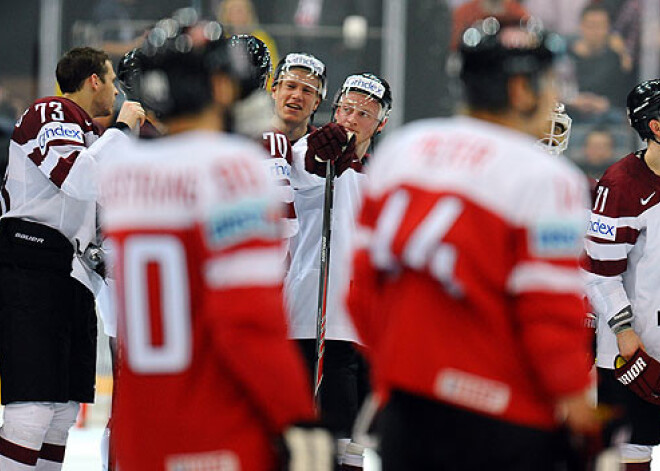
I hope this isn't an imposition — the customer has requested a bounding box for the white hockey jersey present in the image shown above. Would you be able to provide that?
[3,96,128,293]
[584,151,660,368]
[284,135,364,342]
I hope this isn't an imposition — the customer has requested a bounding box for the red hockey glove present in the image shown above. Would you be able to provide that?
[614,349,660,406]
[305,123,356,177]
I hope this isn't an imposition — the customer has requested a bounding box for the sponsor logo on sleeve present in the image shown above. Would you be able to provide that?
[531,220,584,257]
[37,122,84,153]
[266,157,291,179]
[205,199,279,248]
[586,214,617,241]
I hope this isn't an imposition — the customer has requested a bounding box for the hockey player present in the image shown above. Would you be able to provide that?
[0,47,144,471]
[228,35,299,241]
[347,18,598,470]
[100,18,331,471]
[287,73,391,469]
[584,79,660,471]
[271,52,327,144]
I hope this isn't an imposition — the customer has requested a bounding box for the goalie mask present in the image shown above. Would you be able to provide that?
[332,73,392,125]
[537,102,572,155]
[273,52,327,100]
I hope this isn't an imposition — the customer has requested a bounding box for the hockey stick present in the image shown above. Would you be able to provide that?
[313,132,353,406]
[314,157,335,405]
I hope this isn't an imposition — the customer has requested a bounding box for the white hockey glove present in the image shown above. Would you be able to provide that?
[283,425,335,471]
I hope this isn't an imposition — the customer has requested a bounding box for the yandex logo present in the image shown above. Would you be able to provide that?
[586,214,617,241]
[344,75,385,99]
[37,122,84,153]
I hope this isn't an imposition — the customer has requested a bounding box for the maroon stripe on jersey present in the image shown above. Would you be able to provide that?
[587,226,639,245]
[27,148,46,167]
[1,184,10,213]
[584,257,627,277]
[286,202,297,219]
[0,436,39,465]
[50,150,80,188]
[25,139,85,168]
[39,443,65,463]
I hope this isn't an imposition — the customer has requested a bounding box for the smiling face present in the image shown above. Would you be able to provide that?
[271,68,322,128]
[333,90,384,148]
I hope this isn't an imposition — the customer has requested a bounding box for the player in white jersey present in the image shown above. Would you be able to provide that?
[347,18,598,470]
[0,47,144,471]
[287,73,391,469]
[101,15,332,471]
[584,79,660,470]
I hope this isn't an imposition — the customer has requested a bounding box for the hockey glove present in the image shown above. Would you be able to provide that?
[614,348,660,406]
[305,123,356,177]
[281,424,334,471]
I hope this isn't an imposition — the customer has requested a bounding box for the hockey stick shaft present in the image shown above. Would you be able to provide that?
[314,158,336,405]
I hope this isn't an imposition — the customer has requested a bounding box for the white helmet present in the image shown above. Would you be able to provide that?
[537,103,572,155]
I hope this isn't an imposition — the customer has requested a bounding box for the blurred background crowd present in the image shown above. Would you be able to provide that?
[1,0,659,210]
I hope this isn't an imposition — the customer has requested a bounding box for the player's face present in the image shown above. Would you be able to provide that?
[334,91,383,146]
[92,60,119,118]
[272,69,322,126]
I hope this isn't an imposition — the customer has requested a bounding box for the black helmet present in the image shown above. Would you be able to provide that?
[627,79,660,141]
[117,48,145,102]
[229,34,271,97]
[137,13,231,119]
[332,73,392,123]
[459,17,564,111]
[272,52,327,99]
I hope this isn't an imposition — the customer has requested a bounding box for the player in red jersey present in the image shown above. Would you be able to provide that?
[347,18,598,470]
[101,14,331,471]
[0,47,143,471]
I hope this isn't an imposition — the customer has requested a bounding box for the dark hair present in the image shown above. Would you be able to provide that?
[56,47,110,93]
[580,4,611,22]
[459,18,560,112]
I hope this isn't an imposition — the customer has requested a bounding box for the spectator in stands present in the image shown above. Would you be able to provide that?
[524,0,590,37]
[216,0,279,80]
[450,0,528,50]
[91,0,146,61]
[579,126,617,179]
[564,4,633,124]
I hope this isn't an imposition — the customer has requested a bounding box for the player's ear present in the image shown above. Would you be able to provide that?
[211,73,238,108]
[88,74,100,91]
[376,117,388,135]
[508,75,536,115]
[649,119,660,138]
[312,95,321,113]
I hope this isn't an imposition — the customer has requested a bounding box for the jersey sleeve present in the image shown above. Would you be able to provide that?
[262,130,298,239]
[199,153,314,432]
[12,99,129,201]
[507,169,593,399]
[582,177,636,328]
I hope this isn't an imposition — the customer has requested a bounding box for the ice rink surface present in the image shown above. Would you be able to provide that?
[62,427,382,470]
[61,428,660,471]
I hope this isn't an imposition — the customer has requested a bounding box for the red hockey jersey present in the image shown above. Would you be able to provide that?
[347,117,592,430]
[100,131,314,471]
